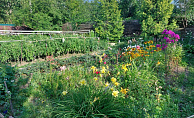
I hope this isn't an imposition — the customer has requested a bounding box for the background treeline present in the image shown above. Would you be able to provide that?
[0,0,193,40]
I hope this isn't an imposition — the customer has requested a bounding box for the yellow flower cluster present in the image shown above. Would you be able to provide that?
[144,40,153,44]
[122,40,163,62]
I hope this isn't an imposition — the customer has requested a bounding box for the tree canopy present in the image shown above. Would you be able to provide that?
[0,0,192,39]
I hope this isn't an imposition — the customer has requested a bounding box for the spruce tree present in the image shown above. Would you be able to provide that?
[95,0,124,41]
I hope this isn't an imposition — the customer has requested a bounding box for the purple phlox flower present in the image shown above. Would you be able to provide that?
[171,40,174,43]
[162,44,168,50]
[166,30,175,38]
[175,34,180,39]
[156,44,161,47]
[162,29,168,34]
[164,37,170,43]
[175,39,178,41]
[168,30,175,38]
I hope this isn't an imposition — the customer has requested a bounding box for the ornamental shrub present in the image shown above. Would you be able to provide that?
[94,0,124,41]
[137,0,178,38]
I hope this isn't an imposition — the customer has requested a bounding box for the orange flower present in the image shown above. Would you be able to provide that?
[157,47,162,51]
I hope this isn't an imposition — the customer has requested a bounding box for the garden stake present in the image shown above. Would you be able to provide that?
[116,54,118,65]
[164,50,167,78]
[98,37,100,50]
[84,37,86,53]
[20,42,23,64]
[4,81,14,116]
[67,38,69,55]
[176,59,178,76]
[46,41,47,57]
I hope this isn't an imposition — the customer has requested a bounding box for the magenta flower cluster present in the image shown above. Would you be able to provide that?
[162,29,180,43]
[158,29,180,50]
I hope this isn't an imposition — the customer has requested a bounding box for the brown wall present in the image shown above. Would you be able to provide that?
[62,20,141,36]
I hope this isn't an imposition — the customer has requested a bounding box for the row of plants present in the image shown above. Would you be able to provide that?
[0,33,108,63]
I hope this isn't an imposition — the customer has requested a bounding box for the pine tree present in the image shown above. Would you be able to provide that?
[95,0,124,41]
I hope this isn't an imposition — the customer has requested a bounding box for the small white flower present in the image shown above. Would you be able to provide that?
[60,66,66,71]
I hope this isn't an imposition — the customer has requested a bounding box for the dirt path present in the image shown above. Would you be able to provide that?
[11,50,103,67]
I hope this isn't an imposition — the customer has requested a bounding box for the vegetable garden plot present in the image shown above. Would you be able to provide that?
[0,34,107,63]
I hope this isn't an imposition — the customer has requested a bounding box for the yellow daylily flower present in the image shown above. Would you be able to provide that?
[105,82,110,87]
[112,90,119,97]
[62,91,68,95]
[110,87,114,91]
[114,82,120,86]
[120,87,128,94]
[157,61,161,65]
[79,79,87,86]
[94,77,98,81]
[111,77,117,83]
[91,66,96,70]
[101,69,106,74]
[122,65,128,72]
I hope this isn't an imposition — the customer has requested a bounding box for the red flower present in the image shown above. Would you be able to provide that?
[96,71,100,74]
[120,56,121,58]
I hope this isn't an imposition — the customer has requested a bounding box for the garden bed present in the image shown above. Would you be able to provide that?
[0,30,194,118]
